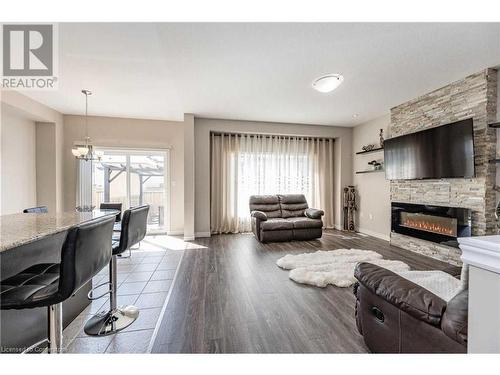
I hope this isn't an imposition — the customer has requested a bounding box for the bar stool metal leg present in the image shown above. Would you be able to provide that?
[21,303,63,354]
[84,255,140,336]
[47,303,63,353]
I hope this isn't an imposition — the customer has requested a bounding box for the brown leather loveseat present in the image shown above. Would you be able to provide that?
[249,194,324,243]
[354,262,467,353]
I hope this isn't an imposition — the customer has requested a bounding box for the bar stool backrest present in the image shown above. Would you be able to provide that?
[23,206,48,213]
[116,205,150,254]
[99,203,123,222]
[58,216,115,299]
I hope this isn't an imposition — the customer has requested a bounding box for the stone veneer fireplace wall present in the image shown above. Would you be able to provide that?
[389,68,497,266]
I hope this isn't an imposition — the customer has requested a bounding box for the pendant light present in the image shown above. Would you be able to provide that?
[71,89,103,161]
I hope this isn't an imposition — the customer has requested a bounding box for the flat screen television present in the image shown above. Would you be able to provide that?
[384,118,475,180]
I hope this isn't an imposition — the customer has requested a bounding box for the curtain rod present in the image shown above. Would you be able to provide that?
[210,131,335,142]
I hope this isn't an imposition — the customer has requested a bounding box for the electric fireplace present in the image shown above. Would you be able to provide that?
[391,202,471,247]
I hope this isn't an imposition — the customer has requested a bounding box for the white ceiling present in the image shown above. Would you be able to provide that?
[24,23,500,126]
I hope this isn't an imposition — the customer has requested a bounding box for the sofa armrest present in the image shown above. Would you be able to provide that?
[304,208,324,219]
[441,289,468,346]
[251,210,268,221]
[354,262,447,326]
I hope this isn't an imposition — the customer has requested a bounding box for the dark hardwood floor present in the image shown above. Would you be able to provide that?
[151,230,460,353]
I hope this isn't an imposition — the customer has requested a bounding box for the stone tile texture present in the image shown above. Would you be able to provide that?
[390,69,498,264]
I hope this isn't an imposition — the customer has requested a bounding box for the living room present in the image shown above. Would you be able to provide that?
[1,1,500,372]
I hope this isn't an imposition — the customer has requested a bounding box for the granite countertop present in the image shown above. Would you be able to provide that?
[0,210,118,252]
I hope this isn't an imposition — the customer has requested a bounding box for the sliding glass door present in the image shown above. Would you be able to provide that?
[92,148,169,234]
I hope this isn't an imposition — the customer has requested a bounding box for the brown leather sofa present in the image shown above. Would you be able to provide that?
[249,194,324,243]
[353,262,467,353]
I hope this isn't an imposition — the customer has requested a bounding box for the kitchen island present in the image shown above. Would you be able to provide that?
[0,210,118,353]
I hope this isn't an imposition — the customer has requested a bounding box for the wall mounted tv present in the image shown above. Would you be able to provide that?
[384,118,475,180]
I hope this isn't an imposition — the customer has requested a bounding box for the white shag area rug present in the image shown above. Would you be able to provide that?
[277,249,410,288]
[276,249,462,301]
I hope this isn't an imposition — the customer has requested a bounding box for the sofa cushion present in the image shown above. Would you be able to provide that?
[279,194,309,218]
[249,195,279,205]
[249,195,282,218]
[261,218,294,231]
[279,194,307,204]
[287,217,323,229]
[281,203,309,218]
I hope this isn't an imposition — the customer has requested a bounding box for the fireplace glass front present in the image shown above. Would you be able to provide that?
[399,212,457,237]
[391,202,471,248]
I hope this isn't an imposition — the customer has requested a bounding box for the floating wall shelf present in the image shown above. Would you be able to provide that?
[355,169,384,174]
[355,147,384,155]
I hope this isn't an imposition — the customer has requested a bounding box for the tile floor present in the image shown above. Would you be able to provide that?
[62,235,187,354]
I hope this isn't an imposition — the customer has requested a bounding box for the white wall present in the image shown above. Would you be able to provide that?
[63,115,186,234]
[352,114,391,240]
[0,104,37,214]
[194,117,353,235]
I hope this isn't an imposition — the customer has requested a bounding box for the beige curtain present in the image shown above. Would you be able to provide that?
[76,159,93,210]
[314,137,335,229]
[210,133,240,233]
[211,132,335,233]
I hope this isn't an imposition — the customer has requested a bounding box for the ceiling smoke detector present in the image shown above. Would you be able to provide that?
[312,74,344,93]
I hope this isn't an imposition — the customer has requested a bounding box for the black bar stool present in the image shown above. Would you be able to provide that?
[0,216,115,353]
[99,203,122,232]
[84,205,150,336]
[23,206,48,213]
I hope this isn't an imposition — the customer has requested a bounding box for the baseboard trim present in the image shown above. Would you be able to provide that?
[167,231,211,239]
[358,227,390,242]
[195,232,211,238]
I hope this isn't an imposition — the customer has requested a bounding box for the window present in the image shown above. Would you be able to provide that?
[211,133,334,233]
[236,152,313,220]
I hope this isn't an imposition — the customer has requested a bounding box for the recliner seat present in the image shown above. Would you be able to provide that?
[249,194,324,243]
[353,262,467,353]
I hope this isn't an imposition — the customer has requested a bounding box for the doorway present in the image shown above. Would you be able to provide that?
[92,148,170,234]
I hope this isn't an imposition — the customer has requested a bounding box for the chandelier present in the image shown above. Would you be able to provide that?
[71,89,103,161]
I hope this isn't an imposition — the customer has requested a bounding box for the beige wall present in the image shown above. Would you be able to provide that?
[1,90,64,212]
[352,115,391,240]
[194,117,353,235]
[1,91,355,239]
[0,104,37,214]
[36,122,57,211]
[63,115,186,234]
[183,114,195,239]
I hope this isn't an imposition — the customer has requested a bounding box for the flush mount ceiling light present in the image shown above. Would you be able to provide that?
[312,74,344,93]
